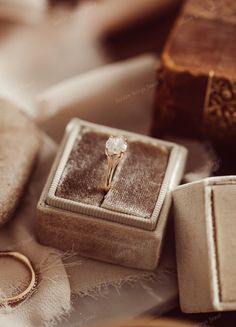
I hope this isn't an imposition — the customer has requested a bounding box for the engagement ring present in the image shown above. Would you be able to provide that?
[104,136,127,191]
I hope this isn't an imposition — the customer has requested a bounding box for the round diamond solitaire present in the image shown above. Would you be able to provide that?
[105,136,127,156]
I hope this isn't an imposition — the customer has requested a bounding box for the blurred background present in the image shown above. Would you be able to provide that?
[0,0,236,326]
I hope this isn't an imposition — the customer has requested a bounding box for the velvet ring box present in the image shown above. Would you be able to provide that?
[173,176,236,313]
[37,118,187,270]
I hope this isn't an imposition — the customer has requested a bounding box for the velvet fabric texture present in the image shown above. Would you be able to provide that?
[173,176,236,313]
[0,101,40,227]
[56,128,169,219]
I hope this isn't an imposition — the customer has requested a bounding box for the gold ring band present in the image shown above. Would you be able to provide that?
[0,252,37,306]
[104,135,127,191]
[105,152,124,191]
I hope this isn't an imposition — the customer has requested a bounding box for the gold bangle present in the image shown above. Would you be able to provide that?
[0,252,38,306]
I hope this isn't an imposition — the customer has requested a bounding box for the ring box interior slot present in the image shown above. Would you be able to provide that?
[173,176,236,313]
[37,118,187,270]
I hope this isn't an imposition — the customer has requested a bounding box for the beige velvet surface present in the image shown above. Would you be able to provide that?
[56,127,169,219]
[56,129,107,207]
[212,184,236,303]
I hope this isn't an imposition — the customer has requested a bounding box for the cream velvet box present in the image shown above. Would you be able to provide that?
[37,118,187,270]
[173,176,236,313]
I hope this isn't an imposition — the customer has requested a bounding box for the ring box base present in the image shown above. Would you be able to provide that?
[37,119,187,270]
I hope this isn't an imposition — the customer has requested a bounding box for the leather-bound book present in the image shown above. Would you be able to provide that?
[153,0,236,149]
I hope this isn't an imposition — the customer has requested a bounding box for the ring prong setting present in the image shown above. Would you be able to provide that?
[105,136,127,156]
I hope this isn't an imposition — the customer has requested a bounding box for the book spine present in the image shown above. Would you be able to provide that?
[152,66,236,147]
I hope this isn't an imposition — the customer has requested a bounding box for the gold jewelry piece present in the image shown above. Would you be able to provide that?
[0,252,38,307]
[105,136,127,191]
